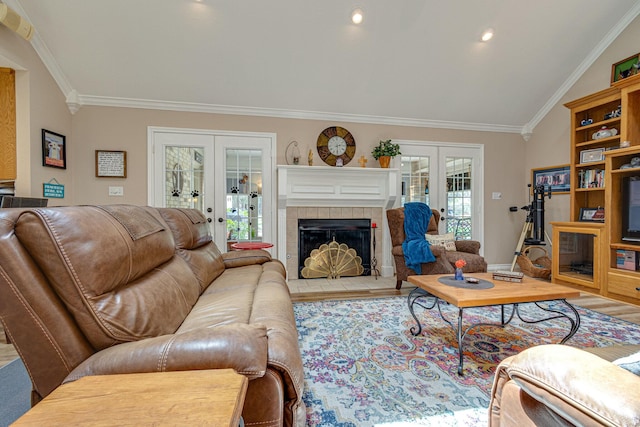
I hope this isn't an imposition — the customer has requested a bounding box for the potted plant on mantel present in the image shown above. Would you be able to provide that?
[371,139,401,168]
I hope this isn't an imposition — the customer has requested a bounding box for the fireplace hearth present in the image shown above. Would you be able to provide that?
[298,219,371,278]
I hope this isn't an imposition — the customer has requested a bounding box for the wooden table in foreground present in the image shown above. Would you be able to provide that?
[407,273,581,375]
[12,369,248,427]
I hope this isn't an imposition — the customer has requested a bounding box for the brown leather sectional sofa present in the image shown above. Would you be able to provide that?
[0,205,305,427]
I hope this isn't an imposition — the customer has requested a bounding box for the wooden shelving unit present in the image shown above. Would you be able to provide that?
[559,73,640,304]
[564,87,620,222]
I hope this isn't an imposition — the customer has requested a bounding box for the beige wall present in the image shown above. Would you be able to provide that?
[0,26,72,203]
[5,15,639,265]
[71,106,525,265]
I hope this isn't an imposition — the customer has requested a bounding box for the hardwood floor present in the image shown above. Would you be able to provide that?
[1,276,639,371]
[288,276,640,324]
[0,325,19,368]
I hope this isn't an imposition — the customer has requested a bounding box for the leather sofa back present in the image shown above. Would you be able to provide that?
[158,208,225,293]
[0,208,94,399]
[12,205,202,350]
[0,204,210,401]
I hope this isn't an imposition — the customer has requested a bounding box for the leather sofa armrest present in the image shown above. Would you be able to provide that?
[222,249,271,268]
[494,344,640,426]
[453,240,480,254]
[64,324,268,383]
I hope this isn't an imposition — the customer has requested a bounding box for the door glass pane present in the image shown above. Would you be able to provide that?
[446,156,472,240]
[164,146,204,210]
[226,149,263,242]
[400,156,430,205]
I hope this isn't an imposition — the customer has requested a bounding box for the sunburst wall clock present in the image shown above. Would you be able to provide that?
[316,126,356,166]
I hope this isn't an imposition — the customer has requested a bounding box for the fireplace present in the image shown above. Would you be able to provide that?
[277,166,400,279]
[298,219,371,278]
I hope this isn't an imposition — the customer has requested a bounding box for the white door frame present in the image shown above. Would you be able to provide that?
[147,126,277,252]
[394,139,485,252]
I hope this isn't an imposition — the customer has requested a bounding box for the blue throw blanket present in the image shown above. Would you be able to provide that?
[401,202,435,274]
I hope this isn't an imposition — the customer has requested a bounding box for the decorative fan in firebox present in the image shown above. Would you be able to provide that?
[301,239,364,279]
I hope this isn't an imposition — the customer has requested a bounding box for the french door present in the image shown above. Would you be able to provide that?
[147,127,276,252]
[397,141,484,248]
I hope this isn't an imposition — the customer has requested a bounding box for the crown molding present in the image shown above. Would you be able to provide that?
[7,0,73,98]
[76,94,523,134]
[523,0,640,137]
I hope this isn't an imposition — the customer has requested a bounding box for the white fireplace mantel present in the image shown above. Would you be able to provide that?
[277,165,399,208]
[277,165,399,278]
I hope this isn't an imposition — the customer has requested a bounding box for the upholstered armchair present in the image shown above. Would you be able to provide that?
[386,207,487,289]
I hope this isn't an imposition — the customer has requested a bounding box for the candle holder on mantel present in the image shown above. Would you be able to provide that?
[370,222,380,279]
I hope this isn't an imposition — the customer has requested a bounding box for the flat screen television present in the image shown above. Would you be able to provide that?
[622,175,640,243]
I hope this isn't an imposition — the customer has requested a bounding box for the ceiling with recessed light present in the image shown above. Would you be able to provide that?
[6,0,640,135]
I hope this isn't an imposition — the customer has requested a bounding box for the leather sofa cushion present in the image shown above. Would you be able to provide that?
[158,208,226,293]
[15,205,201,349]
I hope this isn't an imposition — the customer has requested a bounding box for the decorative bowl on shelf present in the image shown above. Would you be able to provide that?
[592,126,618,140]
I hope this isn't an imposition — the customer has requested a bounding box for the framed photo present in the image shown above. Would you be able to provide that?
[42,129,66,169]
[579,207,605,222]
[580,147,605,164]
[531,164,570,194]
[95,150,127,178]
[611,53,640,84]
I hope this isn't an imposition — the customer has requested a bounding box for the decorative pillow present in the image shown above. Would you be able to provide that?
[613,351,640,375]
[425,233,457,251]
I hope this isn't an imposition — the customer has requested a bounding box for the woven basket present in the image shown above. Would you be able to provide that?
[516,245,551,279]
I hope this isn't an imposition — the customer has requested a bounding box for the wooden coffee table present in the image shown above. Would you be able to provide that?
[12,369,247,426]
[407,273,581,375]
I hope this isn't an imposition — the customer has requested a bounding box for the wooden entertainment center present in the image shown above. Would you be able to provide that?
[553,73,640,305]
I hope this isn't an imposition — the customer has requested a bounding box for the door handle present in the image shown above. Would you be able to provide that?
[207,218,212,223]
[207,207,213,213]
[217,217,224,223]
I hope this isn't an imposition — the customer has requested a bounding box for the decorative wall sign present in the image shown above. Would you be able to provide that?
[42,129,66,169]
[43,178,64,198]
[95,150,127,178]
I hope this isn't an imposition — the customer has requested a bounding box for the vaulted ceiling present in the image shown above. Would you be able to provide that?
[7,0,640,136]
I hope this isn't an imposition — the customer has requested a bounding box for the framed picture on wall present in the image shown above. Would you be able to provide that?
[42,129,66,169]
[95,150,127,178]
[611,52,640,84]
[531,164,570,194]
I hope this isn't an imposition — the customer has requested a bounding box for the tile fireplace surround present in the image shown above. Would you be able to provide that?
[277,165,399,279]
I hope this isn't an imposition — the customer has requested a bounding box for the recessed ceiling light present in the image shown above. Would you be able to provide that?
[352,9,363,24]
[481,28,494,42]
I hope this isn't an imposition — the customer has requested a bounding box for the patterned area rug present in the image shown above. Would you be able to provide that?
[294,295,640,426]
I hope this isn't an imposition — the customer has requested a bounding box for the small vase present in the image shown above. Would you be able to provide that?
[455,267,464,281]
[378,156,391,168]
